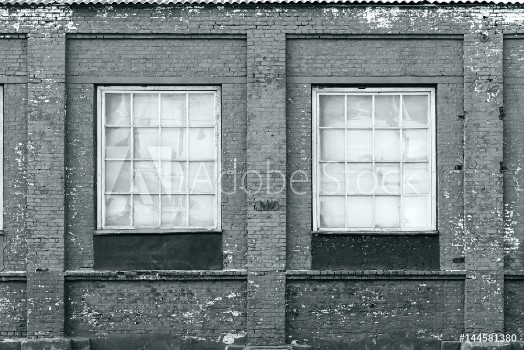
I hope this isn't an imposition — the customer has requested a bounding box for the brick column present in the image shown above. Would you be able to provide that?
[25,7,68,338]
[245,30,287,345]
[463,27,504,333]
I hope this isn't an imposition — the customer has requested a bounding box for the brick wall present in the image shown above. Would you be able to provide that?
[505,278,524,339]
[0,280,27,337]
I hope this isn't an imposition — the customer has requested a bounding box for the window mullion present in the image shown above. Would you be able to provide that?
[344,94,348,229]
[130,93,135,228]
[399,94,404,230]
[158,92,162,228]
[371,94,376,230]
[186,93,190,228]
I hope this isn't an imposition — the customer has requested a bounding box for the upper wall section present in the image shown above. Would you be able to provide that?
[287,38,464,77]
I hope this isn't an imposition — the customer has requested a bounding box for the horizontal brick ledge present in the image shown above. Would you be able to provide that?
[286,270,467,280]
[65,269,248,281]
[0,271,26,281]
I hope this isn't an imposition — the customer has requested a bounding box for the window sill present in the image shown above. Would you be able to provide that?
[312,230,439,236]
[0,230,4,236]
[94,229,222,236]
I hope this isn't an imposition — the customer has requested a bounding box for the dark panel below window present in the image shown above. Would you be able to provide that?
[94,233,223,270]
[312,234,439,270]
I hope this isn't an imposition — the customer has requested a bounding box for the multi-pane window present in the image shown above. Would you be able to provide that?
[97,87,220,230]
[313,88,436,231]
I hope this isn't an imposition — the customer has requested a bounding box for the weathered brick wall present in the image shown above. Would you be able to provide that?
[65,278,247,340]
[503,38,524,273]
[0,280,27,337]
[286,277,465,346]
[505,279,524,339]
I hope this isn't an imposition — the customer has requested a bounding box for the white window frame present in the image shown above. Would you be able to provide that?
[97,86,221,232]
[0,86,3,231]
[312,87,436,232]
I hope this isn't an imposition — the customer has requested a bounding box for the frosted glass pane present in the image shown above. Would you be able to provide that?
[375,95,400,127]
[189,128,215,160]
[161,162,187,193]
[320,129,344,161]
[161,195,187,226]
[319,196,345,228]
[189,162,215,194]
[105,128,131,159]
[347,95,372,128]
[375,164,400,195]
[134,128,159,159]
[134,195,160,227]
[160,128,186,160]
[319,95,344,127]
[347,130,372,162]
[161,93,186,126]
[105,161,131,193]
[347,196,373,228]
[403,196,430,228]
[375,196,400,228]
[403,129,428,161]
[375,130,400,161]
[319,163,344,195]
[133,93,159,126]
[404,163,429,194]
[189,195,215,226]
[105,195,131,226]
[133,161,160,193]
[189,93,215,126]
[347,163,374,195]
[402,95,428,127]
[105,93,131,126]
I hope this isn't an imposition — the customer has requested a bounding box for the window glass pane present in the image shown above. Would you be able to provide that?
[134,128,159,159]
[189,128,215,160]
[161,195,187,226]
[161,93,186,126]
[189,162,215,194]
[105,195,131,226]
[347,196,373,228]
[189,93,215,126]
[403,129,428,161]
[105,93,131,126]
[105,128,131,159]
[375,196,400,228]
[160,128,186,160]
[347,130,372,162]
[319,95,344,127]
[375,130,400,162]
[320,163,344,195]
[347,95,372,128]
[404,163,429,194]
[347,163,374,195]
[320,129,344,161]
[105,160,131,193]
[375,164,400,195]
[375,95,400,127]
[403,196,429,228]
[402,95,428,128]
[319,196,345,228]
[133,161,160,193]
[189,195,215,226]
[161,162,187,193]
[134,195,160,227]
[133,93,159,126]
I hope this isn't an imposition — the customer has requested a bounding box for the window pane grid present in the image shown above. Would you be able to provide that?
[317,90,433,231]
[103,90,218,229]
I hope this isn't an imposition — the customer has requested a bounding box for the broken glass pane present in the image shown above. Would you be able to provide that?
[161,93,186,126]
[347,196,373,228]
[347,95,372,128]
[134,93,159,126]
[161,195,187,226]
[105,194,131,226]
[189,93,215,126]
[319,95,345,127]
[189,195,215,226]
[105,93,131,126]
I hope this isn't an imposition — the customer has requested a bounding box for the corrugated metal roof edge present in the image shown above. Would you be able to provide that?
[0,0,523,5]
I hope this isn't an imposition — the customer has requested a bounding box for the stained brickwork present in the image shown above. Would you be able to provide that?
[0,281,27,337]
[505,279,524,340]
[286,278,465,346]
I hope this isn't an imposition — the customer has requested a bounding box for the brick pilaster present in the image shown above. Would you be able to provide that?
[463,26,504,333]
[25,6,68,338]
[245,29,287,345]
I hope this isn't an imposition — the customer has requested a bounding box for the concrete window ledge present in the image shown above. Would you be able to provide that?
[0,338,90,350]
[64,269,248,281]
[286,270,467,280]
[0,271,26,282]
